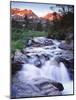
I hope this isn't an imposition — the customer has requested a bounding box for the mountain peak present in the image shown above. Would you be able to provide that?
[42,12,61,21]
[11,8,39,19]
[11,8,62,21]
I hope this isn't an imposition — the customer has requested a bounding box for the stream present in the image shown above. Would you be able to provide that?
[13,37,74,96]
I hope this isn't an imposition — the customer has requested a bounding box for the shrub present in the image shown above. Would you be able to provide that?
[11,40,25,54]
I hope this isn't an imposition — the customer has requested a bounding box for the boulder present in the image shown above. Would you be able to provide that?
[32,78,64,92]
[59,40,73,51]
[14,50,28,64]
[41,54,50,61]
[34,59,42,68]
[11,62,23,75]
[11,77,64,98]
[60,50,73,61]
[26,37,54,47]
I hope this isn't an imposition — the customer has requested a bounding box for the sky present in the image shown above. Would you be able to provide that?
[11,2,58,17]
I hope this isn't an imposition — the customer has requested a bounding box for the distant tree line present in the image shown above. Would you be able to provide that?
[11,15,44,31]
[47,5,74,40]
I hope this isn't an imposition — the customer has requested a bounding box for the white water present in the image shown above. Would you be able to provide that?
[40,58,73,95]
[18,38,73,95]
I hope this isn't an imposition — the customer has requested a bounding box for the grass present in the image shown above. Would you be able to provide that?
[11,28,47,53]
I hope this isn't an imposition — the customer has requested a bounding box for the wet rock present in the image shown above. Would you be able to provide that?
[59,58,74,69]
[11,62,23,75]
[41,54,50,61]
[33,78,64,92]
[52,82,64,91]
[39,54,46,65]
[14,50,28,64]
[26,39,33,47]
[11,77,63,98]
[59,40,73,51]
[44,39,54,46]
[26,55,40,66]
[34,60,42,68]
[60,50,73,61]
[26,37,54,47]
[44,46,56,50]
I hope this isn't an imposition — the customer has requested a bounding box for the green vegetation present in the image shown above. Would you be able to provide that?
[47,5,74,40]
[11,28,47,53]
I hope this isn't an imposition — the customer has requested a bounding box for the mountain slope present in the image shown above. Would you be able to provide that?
[11,8,39,20]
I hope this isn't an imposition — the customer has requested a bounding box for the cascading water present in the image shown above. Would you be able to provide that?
[39,57,73,95]
[18,38,73,95]
[59,62,73,94]
[58,62,70,82]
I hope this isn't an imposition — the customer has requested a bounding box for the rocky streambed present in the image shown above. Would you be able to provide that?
[11,37,74,98]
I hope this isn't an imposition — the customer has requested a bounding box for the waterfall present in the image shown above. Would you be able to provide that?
[40,58,70,83]
[19,57,73,94]
[17,38,73,95]
[17,64,41,82]
[40,58,73,94]
[59,62,70,83]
